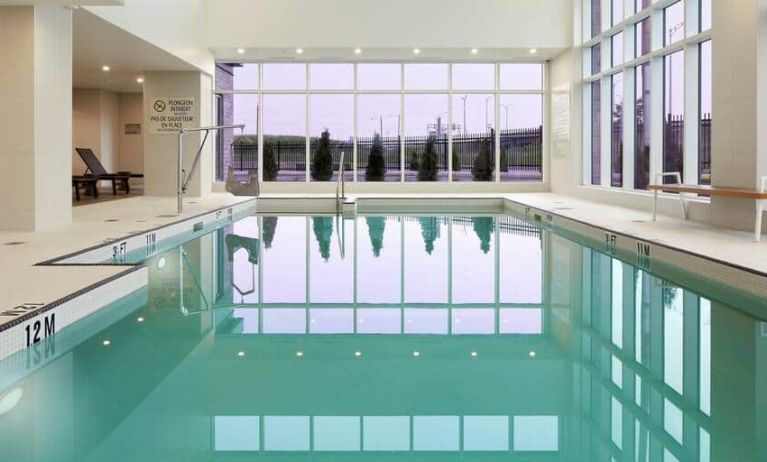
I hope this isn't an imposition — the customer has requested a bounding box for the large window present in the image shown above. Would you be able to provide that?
[611,73,623,187]
[635,63,651,190]
[216,62,545,185]
[584,0,712,190]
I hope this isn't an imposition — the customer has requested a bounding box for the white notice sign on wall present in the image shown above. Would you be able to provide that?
[149,97,196,135]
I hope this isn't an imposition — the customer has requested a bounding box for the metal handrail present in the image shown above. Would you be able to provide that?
[178,124,245,214]
[336,151,346,210]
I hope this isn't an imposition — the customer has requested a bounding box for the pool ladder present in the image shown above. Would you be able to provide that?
[336,152,346,212]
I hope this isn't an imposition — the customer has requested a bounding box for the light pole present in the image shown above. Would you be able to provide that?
[500,103,511,131]
[460,95,468,134]
[484,95,494,131]
[667,22,684,118]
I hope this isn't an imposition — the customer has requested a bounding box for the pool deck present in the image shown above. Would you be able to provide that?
[0,194,252,329]
[2,191,767,331]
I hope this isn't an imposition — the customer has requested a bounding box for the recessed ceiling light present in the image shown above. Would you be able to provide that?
[470,48,479,55]
[413,48,421,55]
[237,48,246,55]
[354,48,362,55]
[136,77,144,84]
[529,48,538,55]
[101,65,110,72]
[296,48,304,55]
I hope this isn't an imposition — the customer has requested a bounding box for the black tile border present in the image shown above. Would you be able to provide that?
[0,265,145,334]
[34,198,256,267]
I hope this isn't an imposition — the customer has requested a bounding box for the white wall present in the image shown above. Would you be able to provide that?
[118,92,144,178]
[206,0,573,50]
[84,0,212,73]
[142,71,212,197]
[72,89,119,174]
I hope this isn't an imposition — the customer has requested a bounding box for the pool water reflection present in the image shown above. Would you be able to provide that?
[0,213,764,461]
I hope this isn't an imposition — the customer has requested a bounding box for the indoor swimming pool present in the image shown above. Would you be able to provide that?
[0,209,764,461]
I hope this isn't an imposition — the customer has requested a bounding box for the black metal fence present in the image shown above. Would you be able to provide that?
[230,127,544,182]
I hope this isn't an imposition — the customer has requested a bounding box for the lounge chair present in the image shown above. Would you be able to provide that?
[75,148,143,195]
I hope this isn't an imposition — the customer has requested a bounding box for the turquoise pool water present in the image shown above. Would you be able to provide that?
[0,212,764,461]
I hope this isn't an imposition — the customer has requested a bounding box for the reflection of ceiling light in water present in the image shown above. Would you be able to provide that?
[354,351,362,358]
[102,340,111,346]
[238,351,245,357]
[157,257,167,270]
[413,351,420,357]
[137,317,144,323]
[296,351,304,358]
[529,351,537,358]
[470,351,478,358]
[0,388,23,415]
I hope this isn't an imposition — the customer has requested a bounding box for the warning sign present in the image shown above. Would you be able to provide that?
[149,97,196,135]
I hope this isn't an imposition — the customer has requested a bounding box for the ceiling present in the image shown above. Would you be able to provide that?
[73,8,197,93]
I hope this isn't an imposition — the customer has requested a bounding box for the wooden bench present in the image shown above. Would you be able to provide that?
[648,172,767,242]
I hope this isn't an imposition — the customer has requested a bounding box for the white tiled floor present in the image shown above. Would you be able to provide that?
[0,194,252,325]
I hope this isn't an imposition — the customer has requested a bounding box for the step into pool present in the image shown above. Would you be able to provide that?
[0,209,764,461]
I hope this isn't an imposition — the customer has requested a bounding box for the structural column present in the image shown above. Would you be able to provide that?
[710,1,767,230]
[0,6,72,231]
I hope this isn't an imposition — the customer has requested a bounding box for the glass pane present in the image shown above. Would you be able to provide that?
[358,216,401,302]
[499,94,543,182]
[612,0,624,25]
[404,94,449,182]
[611,260,623,346]
[635,18,651,58]
[216,63,259,91]
[635,62,651,190]
[452,308,495,334]
[592,0,602,38]
[308,308,353,334]
[263,63,306,90]
[591,44,602,75]
[664,1,685,46]
[404,63,448,90]
[452,217,496,303]
[357,94,402,182]
[611,73,624,187]
[452,63,495,90]
[701,0,711,31]
[262,216,306,302]
[309,94,353,182]
[358,63,400,90]
[499,63,543,90]
[403,217,447,303]
[612,32,624,67]
[263,94,306,182]
[228,93,260,181]
[636,0,651,13]
[591,80,602,185]
[310,63,353,90]
[452,94,495,182]
[664,51,685,182]
[699,40,712,185]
